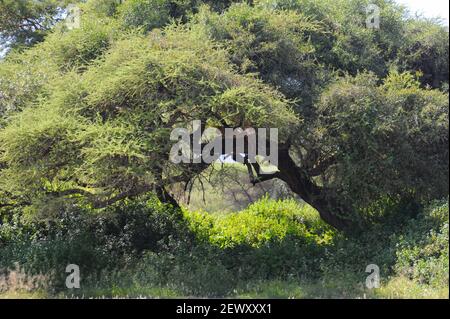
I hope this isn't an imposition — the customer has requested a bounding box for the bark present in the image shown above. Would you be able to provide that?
[59,133,356,232]
[276,148,354,232]
[238,139,354,231]
[155,186,180,209]
[172,145,355,231]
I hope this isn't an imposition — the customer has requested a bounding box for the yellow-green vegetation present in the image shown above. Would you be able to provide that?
[373,277,449,299]
[0,0,448,300]
[1,197,448,299]
[1,0,448,233]
[184,197,335,248]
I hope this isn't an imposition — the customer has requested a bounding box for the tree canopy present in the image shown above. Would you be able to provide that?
[0,0,448,232]
[0,0,72,47]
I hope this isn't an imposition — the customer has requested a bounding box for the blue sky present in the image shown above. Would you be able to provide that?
[397,0,449,25]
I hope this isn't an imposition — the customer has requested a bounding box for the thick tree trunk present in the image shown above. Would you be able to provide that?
[276,148,354,232]
[160,135,355,232]
[155,186,183,219]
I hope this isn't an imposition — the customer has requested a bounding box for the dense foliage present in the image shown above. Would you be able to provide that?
[1,197,448,297]
[1,0,448,232]
[0,0,71,47]
[0,0,448,299]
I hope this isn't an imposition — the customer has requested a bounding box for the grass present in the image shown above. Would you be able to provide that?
[3,278,446,299]
[373,277,449,299]
[61,286,181,299]
[234,277,450,299]
[0,291,50,299]
[0,197,448,299]
[0,264,51,298]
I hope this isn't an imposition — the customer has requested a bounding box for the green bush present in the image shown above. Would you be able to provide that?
[0,196,188,290]
[394,200,449,287]
[184,196,335,248]
[1,197,448,298]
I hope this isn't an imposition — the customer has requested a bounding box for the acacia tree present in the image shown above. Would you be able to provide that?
[0,0,448,232]
[0,0,73,47]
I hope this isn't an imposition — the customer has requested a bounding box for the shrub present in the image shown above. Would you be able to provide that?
[1,197,448,298]
[184,196,335,248]
[0,195,187,290]
[394,200,449,287]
